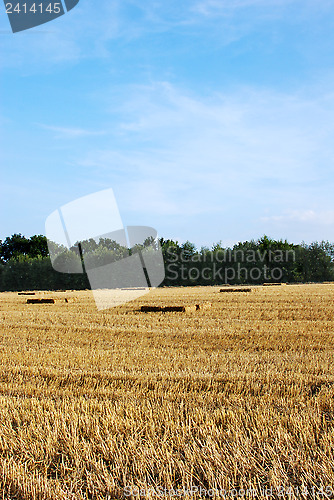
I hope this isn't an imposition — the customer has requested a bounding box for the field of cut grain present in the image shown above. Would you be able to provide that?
[0,284,334,499]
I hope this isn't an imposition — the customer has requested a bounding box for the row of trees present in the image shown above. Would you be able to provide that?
[0,233,334,291]
[160,236,334,285]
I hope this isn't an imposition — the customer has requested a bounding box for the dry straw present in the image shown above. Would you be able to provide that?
[1,284,333,498]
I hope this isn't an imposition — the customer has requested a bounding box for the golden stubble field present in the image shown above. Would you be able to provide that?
[0,284,334,499]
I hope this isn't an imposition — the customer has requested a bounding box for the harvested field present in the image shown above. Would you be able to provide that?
[196,301,212,310]
[1,284,334,499]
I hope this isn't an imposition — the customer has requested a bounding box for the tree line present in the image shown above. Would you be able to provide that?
[0,233,334,292]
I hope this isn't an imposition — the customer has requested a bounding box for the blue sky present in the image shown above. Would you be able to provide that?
[1,0,334,248]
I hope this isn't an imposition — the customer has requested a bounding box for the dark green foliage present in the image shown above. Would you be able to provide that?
[0,234,48,263]
[160,235,334,287]
[0,234,333,291]
[0,255,90,292]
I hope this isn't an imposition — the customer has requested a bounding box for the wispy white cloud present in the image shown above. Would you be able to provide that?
[261,210,334,225]
[2,0,334,245]
[39,124,106,138]
[191,0,332,18]
[193,0,294,15]
[74,80,334,244]
[1,0,328,69]
[258,210,334,244]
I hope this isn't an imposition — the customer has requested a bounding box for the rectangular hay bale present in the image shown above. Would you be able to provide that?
[18,292,36,296]
[163,305,197,313]
[220,288,252,293]
[141,305,198,313]
[27,298,55,304]
[141,306,163,312]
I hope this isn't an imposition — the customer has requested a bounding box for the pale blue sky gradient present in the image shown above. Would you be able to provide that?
[1,0,334,247]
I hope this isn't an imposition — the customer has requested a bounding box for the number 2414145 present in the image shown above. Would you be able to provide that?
[6,3,62,14]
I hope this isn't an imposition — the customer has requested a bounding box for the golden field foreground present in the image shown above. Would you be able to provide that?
[0,284,334,500]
